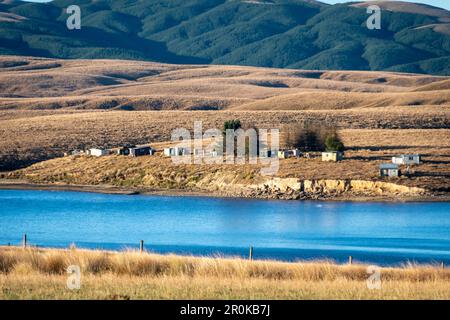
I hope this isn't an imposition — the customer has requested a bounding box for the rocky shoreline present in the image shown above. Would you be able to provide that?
[0,179,448,202]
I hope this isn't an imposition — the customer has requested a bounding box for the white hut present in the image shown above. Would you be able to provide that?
[194,149,205,156]
[322,151,343,162]
[129,146,154,157]
[89,148,108,157]
[392,154,421,165]
[380,163,400,178]
[291,149,302,157]
[164,147,188,157]
[211,150,219,157]
[70,150,85,156]
[278,150,290,159]
[259,150,273,158]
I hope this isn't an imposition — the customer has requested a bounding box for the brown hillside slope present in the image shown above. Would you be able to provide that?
[0,56,449,179]
[413,79,450,91]
[233,91,450,110]
[0,108,449,172]
[0,56,449,111]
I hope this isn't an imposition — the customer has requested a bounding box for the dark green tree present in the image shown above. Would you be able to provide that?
[223,119,242,135]
[325,134,345,152]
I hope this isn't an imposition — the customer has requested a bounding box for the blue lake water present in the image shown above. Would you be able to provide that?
[0,189,449,266]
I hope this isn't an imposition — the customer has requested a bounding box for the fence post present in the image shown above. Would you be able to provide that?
[140,240,144,253]
[249,246,253,261]
[22,234,27,249]
[348,256,353,265]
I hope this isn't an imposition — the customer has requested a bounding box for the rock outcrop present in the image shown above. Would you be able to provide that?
[233,178,427,200]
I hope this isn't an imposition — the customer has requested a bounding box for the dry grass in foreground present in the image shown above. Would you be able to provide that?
[0,247,449,300]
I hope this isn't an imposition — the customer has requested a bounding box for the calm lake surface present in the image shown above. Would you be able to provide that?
[1,189,449,266]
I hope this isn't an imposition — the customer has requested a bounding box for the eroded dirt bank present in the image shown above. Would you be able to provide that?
[1,154,446,201]
[210,177,429,200]
[0,177,435,202]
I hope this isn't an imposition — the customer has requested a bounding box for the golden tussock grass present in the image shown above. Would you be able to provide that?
[0,247,449,299]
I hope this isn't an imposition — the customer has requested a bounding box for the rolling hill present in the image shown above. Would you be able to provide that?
[0,0,450,75]
[0,55,448,111]
[0,55,449,173]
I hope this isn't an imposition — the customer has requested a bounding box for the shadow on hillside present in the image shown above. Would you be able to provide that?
[64,26,209,65]
[425,159,450,164]
[348,146,450,151]
[346,155,391,161]
[414,171,450,178]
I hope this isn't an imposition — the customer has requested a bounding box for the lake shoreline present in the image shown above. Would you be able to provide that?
[1,244,448,267]
[0,179,449,202]
[0,245,448,267]
[0,179,230,198]
[1,246,449,300]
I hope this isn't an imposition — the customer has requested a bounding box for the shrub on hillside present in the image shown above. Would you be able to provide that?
[223,119,242,135]
[283,122,344,152]
[325,134,345,152]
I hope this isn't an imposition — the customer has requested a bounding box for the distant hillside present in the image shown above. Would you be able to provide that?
[1,55,448,111]
[0,0,450,75]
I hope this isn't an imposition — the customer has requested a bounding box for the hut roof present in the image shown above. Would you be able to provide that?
[380,163,398,170]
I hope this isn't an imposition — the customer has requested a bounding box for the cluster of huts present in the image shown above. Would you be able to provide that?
[66,145,191,158]
[277,149,422,179]
[67,145,156,158]
[66,145,422,179]
[379,154,421,178]
[275,149,343,161]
